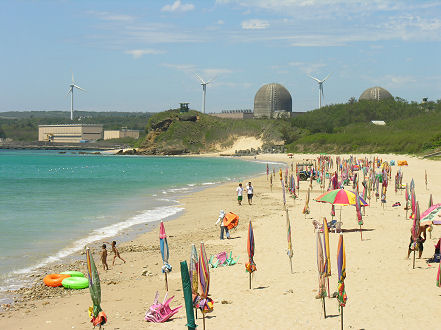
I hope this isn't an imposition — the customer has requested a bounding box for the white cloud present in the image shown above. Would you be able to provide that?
[217,19,225,25]
[87,11,134,22]
[161,1,195,12]
[241,19,270,29]
[289,61,326,75]
[202,68,232,77]
[162,63,197,72]
[125,49,165,59]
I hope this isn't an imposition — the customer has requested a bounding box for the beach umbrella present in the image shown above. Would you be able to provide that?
[86,247,107,329]
[316,231,327,318]
[245,221,257,289]
[303,188,311,215]
[286,209,293,273]
[411,202,421,269]
[189,244,198,316]
[410,190,417,219]
[405,184,409,218]
[315,189,368,206]
[159,221,172,291]
[322,218,331,296]
[410,178,415,193]
[180,261,197,330]
[281,179,286,208]
[421,203,441,223]
[355,187,363,240]
[337,234,347,330]
[197,242,213,329]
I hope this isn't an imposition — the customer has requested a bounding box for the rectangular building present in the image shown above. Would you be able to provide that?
[38,124,103,143]
[103,129,140,140]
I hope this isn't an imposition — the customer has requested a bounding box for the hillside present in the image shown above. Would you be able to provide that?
[137,110,298,155]
[286,99,441,154]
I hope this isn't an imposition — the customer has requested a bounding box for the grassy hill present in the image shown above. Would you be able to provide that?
[139,109,298,154]
[286,99,441,154]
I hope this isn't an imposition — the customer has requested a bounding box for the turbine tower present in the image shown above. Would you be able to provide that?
[67,73,86,121]
[309,74,330,109]
[194,73,215,114]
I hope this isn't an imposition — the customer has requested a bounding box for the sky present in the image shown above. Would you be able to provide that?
[1,0,441,113]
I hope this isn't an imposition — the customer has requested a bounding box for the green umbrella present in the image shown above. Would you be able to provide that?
[86,247,107,328]
[180,261,197,330]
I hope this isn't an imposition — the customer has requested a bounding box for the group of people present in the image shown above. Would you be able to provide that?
[101,240,126,270]
[236,182,254,206]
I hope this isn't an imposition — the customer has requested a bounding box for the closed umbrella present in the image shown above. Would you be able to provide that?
[197,242,213,329]
[323,218,331,297]
[245,221,257,289]
[286,209,293,273]
[411,202,421,269]
[180,261,197,330]
[189,244,198,317]
[316,231,327,318]
[160,221,172,291]
[337,234,347,330]
[86,247,107,329]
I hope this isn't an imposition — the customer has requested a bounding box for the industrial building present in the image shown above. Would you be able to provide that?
[104,128,140,140]
[38,124,103,143]
[211,110,254,119]
[359,87,393,101]
[253,83,292,118]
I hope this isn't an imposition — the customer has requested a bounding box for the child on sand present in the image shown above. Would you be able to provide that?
[101,244,109,271]
[105,240,126,265]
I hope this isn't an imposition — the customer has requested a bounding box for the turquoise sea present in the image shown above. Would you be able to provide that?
[0,150,264,292]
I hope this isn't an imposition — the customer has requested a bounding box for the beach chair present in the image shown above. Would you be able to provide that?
[327,219,337,230]
[145,291,182,323]
[312,220,323,232]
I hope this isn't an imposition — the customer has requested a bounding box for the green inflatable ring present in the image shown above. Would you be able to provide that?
[62,277,89,289]
[60,271,85,277]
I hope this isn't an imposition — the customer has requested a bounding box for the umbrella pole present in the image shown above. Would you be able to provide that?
[203,313,206,330]
[249,273,252,289]
[360,225,362,241]
[341,306,344,330]
[165,272,168,291]
[413,250,416,269]
[289,257,293,274]
[322,296,327,318]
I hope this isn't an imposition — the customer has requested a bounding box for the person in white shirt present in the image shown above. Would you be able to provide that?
[236,183,243,205]
[215,210,230,239]
[246,181,254,205]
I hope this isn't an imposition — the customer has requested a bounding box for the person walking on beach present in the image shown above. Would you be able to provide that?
[246,181,254,205]
[407,224,430,259]
[101,244,109,271]
[236,183,244,205]
[105,241,126,265]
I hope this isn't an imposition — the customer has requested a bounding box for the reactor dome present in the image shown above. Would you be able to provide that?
[254,83,292,118]
[359,86,393,101]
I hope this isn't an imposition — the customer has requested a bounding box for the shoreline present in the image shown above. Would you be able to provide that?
[2,152,441,329]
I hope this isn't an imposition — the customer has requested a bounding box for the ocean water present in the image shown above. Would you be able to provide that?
[0,150,264,292]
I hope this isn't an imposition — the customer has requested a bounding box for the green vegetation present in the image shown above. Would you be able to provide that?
[141,109,299,153]
[286,99,441,155]
[0,111,153,142]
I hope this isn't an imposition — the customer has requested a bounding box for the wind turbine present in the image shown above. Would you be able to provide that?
[194,73,215,114]
[309,74,330,109]
[67,73,86,120]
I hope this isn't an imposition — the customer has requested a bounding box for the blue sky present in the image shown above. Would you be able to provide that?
[1,0,440,113]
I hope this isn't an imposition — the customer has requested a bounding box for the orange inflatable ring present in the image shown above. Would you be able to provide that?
[43,274,71,287]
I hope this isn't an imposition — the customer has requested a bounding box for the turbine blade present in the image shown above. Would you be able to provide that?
[72,72,74,83]
[67,87,72,96]
[194,73,205,84]
[308,75,321,83]
[73,85,86,92]
[207,75,217,84]
[322,74,331,82]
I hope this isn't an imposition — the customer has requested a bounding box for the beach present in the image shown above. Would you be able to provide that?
[1,153,440,329]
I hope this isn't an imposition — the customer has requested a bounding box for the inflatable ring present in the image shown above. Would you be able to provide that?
[43,274,71,287]
[62,276,89,289]
[60,271,85,277]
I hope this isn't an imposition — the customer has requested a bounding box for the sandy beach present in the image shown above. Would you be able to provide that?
[1,152,440,329]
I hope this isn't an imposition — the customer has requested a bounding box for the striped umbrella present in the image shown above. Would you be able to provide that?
[337,234,347,330]
[86,247,107,328]
[160,221,172,290]
[316,231,327,317]
[189,244,198,304]
[315,189,368,206]
[246,221,256,289]
[286,210,293,273]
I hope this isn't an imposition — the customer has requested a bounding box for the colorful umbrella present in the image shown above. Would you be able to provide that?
[189,244,198,303]
[286,209,293,273]
[281,179,286,207]
[315,189,368,206]
[160,221,172,291]
[411,202,421,269]
[337,234,347,329]
[246,221,256,289]
[86,247,107,328]
[316,231,327,317]
[421,203,441,223]
[196,243,213,329]
[323,218,331,278]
